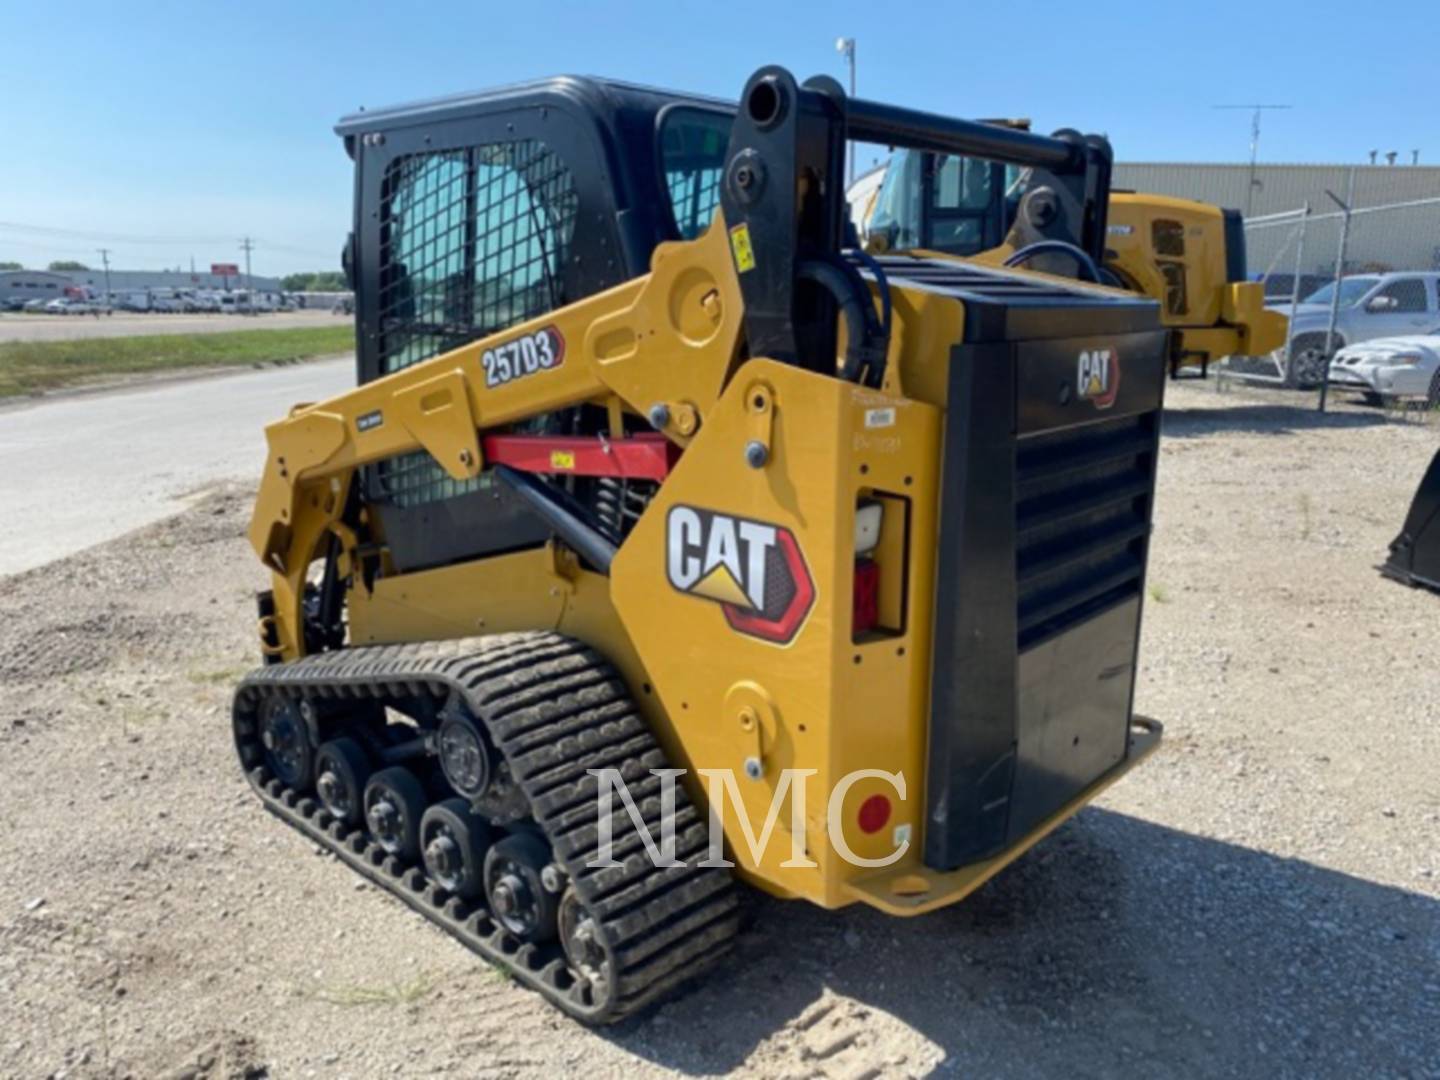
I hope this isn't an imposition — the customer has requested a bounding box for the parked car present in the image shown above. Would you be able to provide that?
[22,298,51,312]
[1270,272,1440,387]
[2,297,28,312]
[44,298,98,315]
[186,294,222,313]
[149,296,184,313]
[1257,272,1330,306]
[1328,335,1440,408]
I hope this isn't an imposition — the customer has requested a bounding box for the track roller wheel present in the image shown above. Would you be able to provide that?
[558,885,613,1006]
[315,737,372,826]
[363,766,427,862]
[420,798,491,900]
[436,711,491,800]
[259,697,313,792]
[484,832,559,942]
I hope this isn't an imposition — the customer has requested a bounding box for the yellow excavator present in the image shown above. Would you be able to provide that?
[235,66,1171,1023]
[857,135,1286,375]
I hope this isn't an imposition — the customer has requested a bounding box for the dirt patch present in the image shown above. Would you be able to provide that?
[1,383,1437,1078]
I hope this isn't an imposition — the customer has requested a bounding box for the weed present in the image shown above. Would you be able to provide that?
[310,972,438,1007]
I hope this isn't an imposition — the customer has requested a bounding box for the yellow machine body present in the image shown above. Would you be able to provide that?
[247,214,1160,916]
[1105,192,1286,366]
[859,154,1286,372]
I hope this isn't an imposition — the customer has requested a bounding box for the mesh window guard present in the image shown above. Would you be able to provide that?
[373,140,579,506]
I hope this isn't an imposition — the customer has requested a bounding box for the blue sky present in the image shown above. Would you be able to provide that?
[2,0,1432,276]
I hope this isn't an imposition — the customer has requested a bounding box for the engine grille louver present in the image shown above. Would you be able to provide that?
[1014,412,1156,649]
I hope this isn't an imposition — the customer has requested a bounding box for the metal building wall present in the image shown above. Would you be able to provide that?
[1114,163,1440,275]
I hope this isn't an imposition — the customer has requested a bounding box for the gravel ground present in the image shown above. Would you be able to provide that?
[0,380,1437,1079]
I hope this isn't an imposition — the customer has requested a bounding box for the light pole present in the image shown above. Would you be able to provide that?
[96,247,112,309]
[240,236,255,314]
[835,37,856,187]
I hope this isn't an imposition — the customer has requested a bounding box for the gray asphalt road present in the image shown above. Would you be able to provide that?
[0,309,340,343]
[0,358,352,577]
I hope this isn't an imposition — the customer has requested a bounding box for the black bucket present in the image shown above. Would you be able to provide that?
[1382,448,1440,593]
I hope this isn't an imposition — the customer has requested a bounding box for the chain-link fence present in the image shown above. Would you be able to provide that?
[1239,169,1440,406]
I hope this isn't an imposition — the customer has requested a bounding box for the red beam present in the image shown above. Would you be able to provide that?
[481,433,677,481]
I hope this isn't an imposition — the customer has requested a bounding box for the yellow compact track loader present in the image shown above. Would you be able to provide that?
[234,66,1166,1022]
[861,139,1287,376]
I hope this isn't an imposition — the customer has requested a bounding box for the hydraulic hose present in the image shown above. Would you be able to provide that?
[1004,240,1101,283]
[845,247,893,339]
[798,257,889,387]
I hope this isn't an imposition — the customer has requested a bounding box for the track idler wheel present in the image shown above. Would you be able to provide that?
[558,885,613,1004]
[258,697,313,792]
[315,737,372,826]
[484,832,559,942]
[420,798,492,900]
[363,766,427,862]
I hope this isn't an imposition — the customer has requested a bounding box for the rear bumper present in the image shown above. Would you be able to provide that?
[842,717,1162,915]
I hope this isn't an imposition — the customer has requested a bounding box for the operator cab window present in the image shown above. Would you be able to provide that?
[659,108,731,240]
[929,154,994,252]
[376,139,579,507]
[379,141,578,375]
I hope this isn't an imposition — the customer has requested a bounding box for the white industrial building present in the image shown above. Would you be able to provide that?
[1113,163,1440,277]
[0,267,283,304]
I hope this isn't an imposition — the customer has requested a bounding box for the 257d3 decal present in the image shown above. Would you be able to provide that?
[481,325,565,389]
[666,506,815,645]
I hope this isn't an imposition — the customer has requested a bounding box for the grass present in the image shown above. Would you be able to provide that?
[0,324,353,398]
[188,665,251,686]
[1147,583,1170,604]
[310,973,438,1007]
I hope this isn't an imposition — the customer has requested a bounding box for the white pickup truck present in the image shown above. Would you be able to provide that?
[1275,272,1440,386]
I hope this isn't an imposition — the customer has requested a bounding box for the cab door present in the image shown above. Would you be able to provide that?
[1363,277,1432,338]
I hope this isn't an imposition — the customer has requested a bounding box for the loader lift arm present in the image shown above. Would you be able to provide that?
[250,222,746,658]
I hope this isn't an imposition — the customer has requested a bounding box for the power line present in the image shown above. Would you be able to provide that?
[0,220,236,244]
[0,221,341,262]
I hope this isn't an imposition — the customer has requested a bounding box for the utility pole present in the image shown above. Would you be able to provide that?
[1317,169,1356,414]
[835,37,856,188]
[96,247,112,308]
[1213,103,1292,217]
[239,236,255,314]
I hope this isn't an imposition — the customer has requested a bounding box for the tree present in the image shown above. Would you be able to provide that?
[48,260,90,272]
[281,271,347,292]
[0,261,22,271]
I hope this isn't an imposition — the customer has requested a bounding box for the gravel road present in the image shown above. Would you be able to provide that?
[0,380,1436,1079]
[0,358,351,577]
[0,310,340,344]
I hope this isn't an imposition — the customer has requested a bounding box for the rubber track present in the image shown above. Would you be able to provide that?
[231,631,739,1023]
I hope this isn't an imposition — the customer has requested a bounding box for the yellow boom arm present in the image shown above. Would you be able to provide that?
[249,223,745,658]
